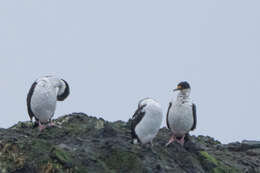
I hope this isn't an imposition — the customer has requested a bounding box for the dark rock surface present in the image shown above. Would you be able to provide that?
[0,113,260,173]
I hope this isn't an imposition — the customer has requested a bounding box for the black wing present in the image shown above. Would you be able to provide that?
[166,102,172,129]
[26,82,37,122]
[190,103,197,131]
[131,104,146,142]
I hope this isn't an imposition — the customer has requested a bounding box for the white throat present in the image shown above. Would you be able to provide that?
[37,76,65,96]
[176,89,191,103]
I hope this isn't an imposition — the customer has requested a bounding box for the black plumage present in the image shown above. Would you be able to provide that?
[191,104,197,131]
[166,102,172,129]
[131,104,147,143]
[26,81,37,122]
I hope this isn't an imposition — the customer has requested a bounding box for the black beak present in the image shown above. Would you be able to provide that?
[173,85,182,91]
[173,88,180,92]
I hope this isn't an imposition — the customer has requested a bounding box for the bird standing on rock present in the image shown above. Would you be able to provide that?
[26,76,70,131]
[131,98,163,146]
[166,81,197,146]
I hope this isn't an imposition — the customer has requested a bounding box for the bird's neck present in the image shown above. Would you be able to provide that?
[45,76,65,95]
[56,79,66,96]
[176,90,190,103]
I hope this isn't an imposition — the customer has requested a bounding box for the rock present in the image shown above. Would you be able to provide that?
[0,113,259,172]
[227,141,260,152]
[242,140,260,145]
[246,149,260,156]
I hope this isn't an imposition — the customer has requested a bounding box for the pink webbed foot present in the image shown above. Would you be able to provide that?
[38,122,46,131]
[165,135,176,147]
[177,136,185,146]
[48,121,56,127]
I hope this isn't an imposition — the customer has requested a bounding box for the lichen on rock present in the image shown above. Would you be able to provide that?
[0,113,259,173]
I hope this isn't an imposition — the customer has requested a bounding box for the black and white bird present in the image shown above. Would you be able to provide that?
[166,81,197,146]
[26,76,70,131]
[131,98,163,146]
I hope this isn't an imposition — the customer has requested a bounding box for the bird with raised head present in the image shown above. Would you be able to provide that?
[166,81,197,146]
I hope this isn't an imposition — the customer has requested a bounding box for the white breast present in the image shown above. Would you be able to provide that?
[30,80,57,123]
[168,102,193,136]
[135,103,163,144]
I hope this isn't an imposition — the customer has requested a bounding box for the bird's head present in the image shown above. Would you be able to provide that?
[57,79,70,101]
[173,81,191,94]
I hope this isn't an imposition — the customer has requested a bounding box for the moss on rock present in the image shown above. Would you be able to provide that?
[199,151,239,173]
[103,149,143,173]
[50,146,73,167]
[0,113,259,172]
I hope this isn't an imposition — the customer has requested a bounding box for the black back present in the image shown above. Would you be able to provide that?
[190,103,197,131]
[131,104,147,143]
[26,82,37,122]
[57,79,70,101]
[166,102,172,129]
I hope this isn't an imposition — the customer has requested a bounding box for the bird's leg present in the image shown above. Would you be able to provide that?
[165,134,176,147]
[48,119,55,126]
[38,121,46,131]
[178,135,185,146]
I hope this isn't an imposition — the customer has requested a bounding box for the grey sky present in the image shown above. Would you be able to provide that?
[0,0,259,143]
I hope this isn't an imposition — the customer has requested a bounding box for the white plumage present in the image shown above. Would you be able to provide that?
[27,76,70,130]
[166,81,196,146]
[131,98,163,145]
[168,93,193,136]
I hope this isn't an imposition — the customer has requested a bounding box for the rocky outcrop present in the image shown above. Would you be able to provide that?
[0,113,259,173]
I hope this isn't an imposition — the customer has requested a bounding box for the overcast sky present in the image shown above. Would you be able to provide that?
[0,0,259,143]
